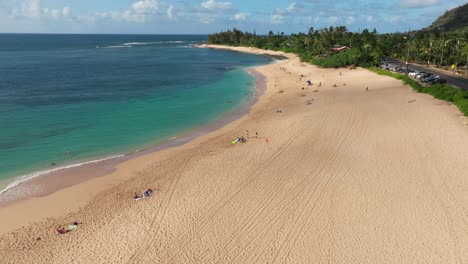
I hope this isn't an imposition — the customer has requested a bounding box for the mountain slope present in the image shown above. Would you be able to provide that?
[423,3,468,33]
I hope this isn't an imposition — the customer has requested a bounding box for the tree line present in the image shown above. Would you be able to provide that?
[207,27,468,70]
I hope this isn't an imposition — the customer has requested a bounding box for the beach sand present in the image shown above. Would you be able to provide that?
[0,45,467,264]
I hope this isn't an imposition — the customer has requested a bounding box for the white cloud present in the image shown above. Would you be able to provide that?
[132,0,158,14]
[167,5,173,19]
[328,16,339,24]
[101,0,159,23]
[384,15,401,24]
[11,0,71,20]
[201,0,233,11]
[197,12,218,24]
[286,2,297,13]
[271,14,285,25]
[23,0,40,18]
[367,15,373,22]
[269,2,300,25]
[233,12,248,22]
[346,16,355,24]
[400,0,440,8]
[62,7,71,17]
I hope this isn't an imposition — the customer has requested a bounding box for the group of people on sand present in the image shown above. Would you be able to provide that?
[133,188,154,200]
[57,221,81,235]
[232,130,261,145]
[233,136,247,144]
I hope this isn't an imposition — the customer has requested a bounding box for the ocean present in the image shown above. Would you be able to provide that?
[0,34,272,196]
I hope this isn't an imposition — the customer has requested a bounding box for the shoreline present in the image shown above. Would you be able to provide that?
[0,58,271,207]
[0,51,279,234]
[2,45,466,263]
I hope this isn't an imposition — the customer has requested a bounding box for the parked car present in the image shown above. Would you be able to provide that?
[416,73,432,80]
[414,72,424,78]
[428,78,447,85]
[408,71,419,78]
[422,76,439,83]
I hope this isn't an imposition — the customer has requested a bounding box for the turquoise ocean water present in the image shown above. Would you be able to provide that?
[0,34,272,194]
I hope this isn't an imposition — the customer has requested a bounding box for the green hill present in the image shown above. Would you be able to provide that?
[422,3,468,33]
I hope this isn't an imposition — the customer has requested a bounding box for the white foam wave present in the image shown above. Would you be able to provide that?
[123,41,186,46]
[123,42,154,46]
[0,154,125,195]
[102,45,132,49]
[177,45,195,48]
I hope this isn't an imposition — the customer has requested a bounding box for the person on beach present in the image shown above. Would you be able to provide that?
[256,132,259,138]
[366,86,369,92]
[67,224,77,232]
[144,188,153,197]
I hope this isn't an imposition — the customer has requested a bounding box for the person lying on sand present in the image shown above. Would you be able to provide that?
[57,221,81,234]
[67,224,77,232]
[134,189,154,200]
[143,188,153,198]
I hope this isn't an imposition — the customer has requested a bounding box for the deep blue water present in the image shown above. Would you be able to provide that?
[0,34,271,193]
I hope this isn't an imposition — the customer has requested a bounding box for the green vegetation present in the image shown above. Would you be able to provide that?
[207,4,468,70]
[207,4,468,116]
[369,67,468,116]
[423,4,468,33]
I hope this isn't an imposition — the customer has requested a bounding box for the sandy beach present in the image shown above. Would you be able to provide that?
[0,45,467,263]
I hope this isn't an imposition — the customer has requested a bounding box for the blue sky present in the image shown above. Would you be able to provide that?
[0,0,466,34]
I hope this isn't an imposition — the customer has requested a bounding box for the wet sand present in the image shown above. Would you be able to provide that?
[0,45,467,264]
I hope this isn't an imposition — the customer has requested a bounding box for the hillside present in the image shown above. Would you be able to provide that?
[422,3,468,33]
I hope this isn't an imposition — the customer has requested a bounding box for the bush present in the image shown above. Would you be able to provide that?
[308,50,357,68]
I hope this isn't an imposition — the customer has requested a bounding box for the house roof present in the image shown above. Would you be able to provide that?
[330,45,350,52]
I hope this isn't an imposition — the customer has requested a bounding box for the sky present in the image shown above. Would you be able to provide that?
[0,0,466,34]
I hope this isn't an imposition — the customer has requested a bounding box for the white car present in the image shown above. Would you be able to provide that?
[408,72,418,78]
